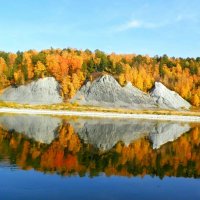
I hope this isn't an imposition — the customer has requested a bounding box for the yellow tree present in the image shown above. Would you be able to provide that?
[0,75,9,90]
[135,74,143,90]
[8,53,17,66]
[23,52,34,79]
[61,76,71,98]
[14,70,25,85]
[46,54,69,81]
[118,73,125,85]
[71,73,81,91]
[0,57,7,74]
[34,61,46,78]
[191,94,200,107]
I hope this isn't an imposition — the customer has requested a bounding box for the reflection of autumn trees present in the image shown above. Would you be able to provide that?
[0,49,199,106]
[0,122,199,178]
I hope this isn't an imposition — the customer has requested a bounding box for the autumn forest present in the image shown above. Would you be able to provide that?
[0,48,200,106]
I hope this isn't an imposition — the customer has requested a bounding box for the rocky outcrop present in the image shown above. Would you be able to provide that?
[70,118,191,151]
[71,75,191,110]
[0,115,61,144]
[71,75,157,109]
[150,82,191,109]
[0,77,63,105]
[0,75,191,109]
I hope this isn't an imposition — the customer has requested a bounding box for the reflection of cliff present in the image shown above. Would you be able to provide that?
[149,123,190,149]
[0,121,199,179]
[71,119,153,151]
[70,118,190,150]
[0,115,61,144]
[0,115,190,150]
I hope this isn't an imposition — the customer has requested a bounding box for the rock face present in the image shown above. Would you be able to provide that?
[71,75,191,110]
[71,75,157,109]
[0,114,61,144]
[150,82,191,109]
[0,75,191,109]
[0,77,63,105]
[70,118,191,151]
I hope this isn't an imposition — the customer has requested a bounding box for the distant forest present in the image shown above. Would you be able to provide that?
[0,48,199,106]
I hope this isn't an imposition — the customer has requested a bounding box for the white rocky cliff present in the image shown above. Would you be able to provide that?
[0,75,191,110]
[71,75,157,109]
[0,77,63,105]
[71,75,191,110]
[150,82,191,109]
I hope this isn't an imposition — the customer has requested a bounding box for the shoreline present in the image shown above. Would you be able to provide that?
[0,107,200,122]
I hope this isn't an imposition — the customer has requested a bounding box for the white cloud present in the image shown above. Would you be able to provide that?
[175,13,198,23]
[114,14,198,33]
[115,19,161,32]
[122,20,141,29]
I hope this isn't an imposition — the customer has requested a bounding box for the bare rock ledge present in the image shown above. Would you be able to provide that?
[0,75,191,110]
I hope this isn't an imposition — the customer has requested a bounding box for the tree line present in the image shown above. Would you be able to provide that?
[0,48,199,106]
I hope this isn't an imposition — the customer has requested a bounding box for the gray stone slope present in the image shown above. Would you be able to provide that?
[0,75,191,109]
[0,77,63,105]
[71,75,157,109]
[150,82,191,109]
[0,114,61,144]
[71,75,191,110]
[70,118,190,151]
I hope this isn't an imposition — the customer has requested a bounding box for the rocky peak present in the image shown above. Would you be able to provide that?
[150,82,191,109]
[153,82,171,95]
[96,75,121,87]
[124,82,133,90]
[71,75,157,109]
[98,74,116,82]
[123,81,147,97]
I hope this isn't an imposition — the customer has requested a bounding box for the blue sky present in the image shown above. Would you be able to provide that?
[0,0,200,57]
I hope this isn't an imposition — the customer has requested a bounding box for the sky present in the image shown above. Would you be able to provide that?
[0,0,200,57]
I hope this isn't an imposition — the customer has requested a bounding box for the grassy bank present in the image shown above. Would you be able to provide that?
[0,101,200,117]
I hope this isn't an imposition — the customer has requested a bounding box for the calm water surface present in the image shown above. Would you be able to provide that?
[0,114,199,200]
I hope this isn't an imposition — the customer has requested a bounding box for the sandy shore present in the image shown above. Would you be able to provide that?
[0,107,200,122]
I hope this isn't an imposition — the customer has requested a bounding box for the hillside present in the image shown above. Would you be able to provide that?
[0,77,62,104]
[0,75,191,110]
[0,48,199,107]
[71,75,191,110]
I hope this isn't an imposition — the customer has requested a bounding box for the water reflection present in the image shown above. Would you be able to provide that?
[0,114,199,179]
[70,118,190,150]
[0,114,61,144]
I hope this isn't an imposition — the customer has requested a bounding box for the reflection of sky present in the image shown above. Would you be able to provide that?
[0,168,199,200]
